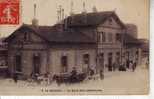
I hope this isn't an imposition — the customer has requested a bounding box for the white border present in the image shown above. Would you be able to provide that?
[0,0,153,98]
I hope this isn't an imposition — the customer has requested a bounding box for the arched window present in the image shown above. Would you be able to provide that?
[33,53,41,74]
[83,54,90,64]
[61,56,68,72]
[116,33,121,42]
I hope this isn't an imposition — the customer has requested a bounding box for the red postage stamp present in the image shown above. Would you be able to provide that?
[0,0,20,25]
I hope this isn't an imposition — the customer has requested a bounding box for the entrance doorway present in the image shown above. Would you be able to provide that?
[99,53,104,70]
[116,52,120,68]
[61,56,68,73]
[83,54,90,73]
[15,54,22,72]
[126,51,130,68]
[108,53,113,71]
[33,53,40,74]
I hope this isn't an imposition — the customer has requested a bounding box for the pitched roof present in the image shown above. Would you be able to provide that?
[124,33,141,44]
[5,24,96,44]
[32,25,95,43]
[66,11,125,28]
[5,11,126,44]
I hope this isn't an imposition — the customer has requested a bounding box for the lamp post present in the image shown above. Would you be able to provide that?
[95,28,104,79]
[120,28,126,68]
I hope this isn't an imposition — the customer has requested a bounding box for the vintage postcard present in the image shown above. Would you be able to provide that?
[0,0,149,95]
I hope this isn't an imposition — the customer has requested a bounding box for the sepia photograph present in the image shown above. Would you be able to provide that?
[0,0,149,95]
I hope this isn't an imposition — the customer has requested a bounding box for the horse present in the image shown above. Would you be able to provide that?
[52,72,87,85]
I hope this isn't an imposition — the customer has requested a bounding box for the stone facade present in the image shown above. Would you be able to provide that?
[6,30,96,77]
[96,17,124,71]
[4,11,142,78]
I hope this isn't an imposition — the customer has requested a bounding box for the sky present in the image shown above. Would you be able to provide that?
[0,0,149,39]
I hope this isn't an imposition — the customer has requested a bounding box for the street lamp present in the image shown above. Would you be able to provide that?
[120,28,127,69]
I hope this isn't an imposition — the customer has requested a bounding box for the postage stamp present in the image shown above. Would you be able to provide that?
[0,0,19,24]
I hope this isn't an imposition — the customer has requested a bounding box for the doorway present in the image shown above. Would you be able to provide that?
[61,56,68,73]
[83,54,90,73]
[99,53,104,70]
[15,54,22,72]
[33,53,40,74]
[108,53,113,71]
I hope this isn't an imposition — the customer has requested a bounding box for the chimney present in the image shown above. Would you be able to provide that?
[92,6,97,12]
[32,4,39,26]
[64,15,68,30]
[70,1,74,16]
[57,5,65,23]
[59,5,62,21]
[82,2,87,24]
[57,8,60,23]
[82,2,87,14]
[62,8,64,21]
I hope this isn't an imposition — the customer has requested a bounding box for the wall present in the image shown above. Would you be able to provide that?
[48,48,96,74]
[96,16,124,70]
[125,47,142,65]
[7,48,48,77]
[7,28,49,77]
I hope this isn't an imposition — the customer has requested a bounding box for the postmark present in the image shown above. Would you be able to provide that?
[0,0,19,25]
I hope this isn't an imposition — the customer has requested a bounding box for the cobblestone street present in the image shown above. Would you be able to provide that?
[0,65,149,95]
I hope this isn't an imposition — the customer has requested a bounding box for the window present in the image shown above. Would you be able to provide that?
[102,32,105,42]
[24,33,27,40]
[99,53,104,62]
[24,32,30,41]
[126,51,129,59]
[83,54,90,64]
[100,53,104,57]
[108,33,113,42]
[99,53,104,59]
[116,52,120,56]
[100,32,102,43]
[108,52,113,57]
[61,56,68,72]
[33,53,41,74]
[97,33,101,43]
[108,18,113,25]
[15,54,22,72]
[98,32,106,43]
[135,51,139,61]
[116,33,121,42]
[116,52,120,64]
[108,52,113,69]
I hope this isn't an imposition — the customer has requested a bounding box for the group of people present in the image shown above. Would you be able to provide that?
[12,61,138,84]
[13,72,52,84]
[126,60,137,72]
[107,61,137,72]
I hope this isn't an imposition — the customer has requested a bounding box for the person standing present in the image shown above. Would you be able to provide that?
[132,62,137,72]
[13,73,18,83]
[70,67,77,83]
[112,62,116,71]
[99,69,104,80]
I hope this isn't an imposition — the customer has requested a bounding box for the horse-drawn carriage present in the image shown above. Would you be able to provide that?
[26,68,96,85]
[52,72,87,85]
